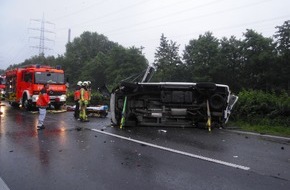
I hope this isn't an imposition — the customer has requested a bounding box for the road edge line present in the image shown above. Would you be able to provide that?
[91,128,250,171]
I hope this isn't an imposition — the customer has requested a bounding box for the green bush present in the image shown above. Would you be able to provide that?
[66,91,74,104]
[66,91,110,106]
[233,90,290,127]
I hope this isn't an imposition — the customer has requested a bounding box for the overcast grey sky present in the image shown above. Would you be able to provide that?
[0,0,289,70]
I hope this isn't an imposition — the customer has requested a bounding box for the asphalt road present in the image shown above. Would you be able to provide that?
[0,101,290,190]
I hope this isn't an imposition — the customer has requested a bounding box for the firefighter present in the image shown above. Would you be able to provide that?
[0,102,1,115]
[0,93,2,115]
[79,81,89,122]
[36,83,50,130]
[86,81,92,106]
[74,81,82,119]
[87,81,92,104]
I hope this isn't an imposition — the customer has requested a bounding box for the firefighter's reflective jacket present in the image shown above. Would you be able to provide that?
[74,86,81,101]
[80,88,89,101]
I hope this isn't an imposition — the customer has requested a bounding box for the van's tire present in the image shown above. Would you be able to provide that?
[209,93,225,110]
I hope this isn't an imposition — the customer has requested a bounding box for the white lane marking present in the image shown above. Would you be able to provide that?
[0,177,10,190]
[226,130,290,141]
[91,129,250,171]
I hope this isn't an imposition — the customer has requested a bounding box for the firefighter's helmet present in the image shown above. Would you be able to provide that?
[77,81,82,86]
[82,81,88,86]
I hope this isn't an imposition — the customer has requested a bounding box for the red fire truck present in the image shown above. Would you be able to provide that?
[5,65,67,110]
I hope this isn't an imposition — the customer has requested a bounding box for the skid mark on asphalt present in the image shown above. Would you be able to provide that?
[91,128,250,171]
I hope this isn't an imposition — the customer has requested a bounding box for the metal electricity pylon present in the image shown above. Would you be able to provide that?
[29,14,55,56]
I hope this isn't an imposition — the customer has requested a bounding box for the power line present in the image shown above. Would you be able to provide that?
[51,0,107,21]
[56,0,154,31]
[64,0,205,30]
[103,0,274,36]
[121,14,289,47]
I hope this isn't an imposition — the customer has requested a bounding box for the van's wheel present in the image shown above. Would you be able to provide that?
[22,96,32,111]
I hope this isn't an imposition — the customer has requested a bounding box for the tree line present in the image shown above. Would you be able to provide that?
[3,20,290,95]
[4,31,148,91]
[154,20,290,94]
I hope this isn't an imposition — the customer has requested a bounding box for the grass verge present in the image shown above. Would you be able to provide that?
[228,120,290,138]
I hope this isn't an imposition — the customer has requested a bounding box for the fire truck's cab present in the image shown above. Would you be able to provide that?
[5,65,67,110]
[0,75,5,99]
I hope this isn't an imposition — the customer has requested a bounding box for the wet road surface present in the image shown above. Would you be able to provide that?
[0,101,290,190]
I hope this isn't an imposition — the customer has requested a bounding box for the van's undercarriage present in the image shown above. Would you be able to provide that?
[111,81,237,130]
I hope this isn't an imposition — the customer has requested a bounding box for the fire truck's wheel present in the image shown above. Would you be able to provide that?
[54,105,61,110]
[22,96,32,111]
[11,102,20,108]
